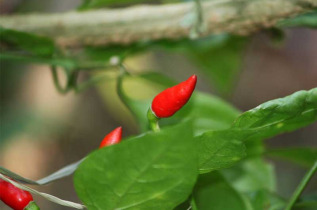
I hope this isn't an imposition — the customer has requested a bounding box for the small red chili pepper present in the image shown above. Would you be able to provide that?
[99,127,123,148]
[0,179,40,210]
[151,75,197,118]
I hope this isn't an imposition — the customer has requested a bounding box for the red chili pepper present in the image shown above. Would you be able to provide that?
[0,179,40,210]
[99,127,123,148]
[151,75,197,118]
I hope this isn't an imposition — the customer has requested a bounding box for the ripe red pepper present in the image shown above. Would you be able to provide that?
[0,179,40,210]
[151,75,197,118]
[99,127,123,148]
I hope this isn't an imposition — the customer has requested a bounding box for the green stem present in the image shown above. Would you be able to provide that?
[147,108,160,132]
[284,160,317,210]
[50,66,69,94]
[25,201,40,210]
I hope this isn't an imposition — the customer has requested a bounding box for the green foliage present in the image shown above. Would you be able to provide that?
[267,147,317,168]
[0,27,55,57]
[1,15,317,210]
[222,158,280,210]
[222,158,276,193]
[188,36,248,96]
[197,130,246,174]
[193,172,252,210]
[74,122,198,210]
[232,88,317,141]
[247,190,286,210]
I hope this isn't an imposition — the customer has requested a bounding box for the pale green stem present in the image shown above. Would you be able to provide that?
[147,108,160,132]
[284,160,317,210]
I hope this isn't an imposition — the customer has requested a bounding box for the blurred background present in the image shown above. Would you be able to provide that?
[0,0,316,209]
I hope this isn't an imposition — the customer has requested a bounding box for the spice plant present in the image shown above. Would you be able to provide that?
[0,0,317,210]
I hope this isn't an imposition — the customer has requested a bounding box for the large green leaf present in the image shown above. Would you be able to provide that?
[266,147,317,168]
[193,172,252,210]
[232,88,317,141]
[74,122,198,210]
[197,130,246,174]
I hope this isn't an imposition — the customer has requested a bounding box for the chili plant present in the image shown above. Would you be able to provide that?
[0,0,317,210]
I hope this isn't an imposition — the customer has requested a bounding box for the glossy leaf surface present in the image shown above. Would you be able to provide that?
[74,122,198,210]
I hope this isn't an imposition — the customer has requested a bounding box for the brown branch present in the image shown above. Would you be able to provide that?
[0,0,316,48]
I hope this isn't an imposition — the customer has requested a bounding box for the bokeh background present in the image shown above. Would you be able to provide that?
[1,0,316,209]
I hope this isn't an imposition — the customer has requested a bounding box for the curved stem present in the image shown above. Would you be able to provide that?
[284,160,317,210]
[50,66,69,94]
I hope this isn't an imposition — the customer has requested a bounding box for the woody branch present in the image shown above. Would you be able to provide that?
[0,0,316,48]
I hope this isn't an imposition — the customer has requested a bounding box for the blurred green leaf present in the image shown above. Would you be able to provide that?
[193,172,252,210]
[278,11,317,28]
[232,88,317,141]
[294,193,317,210]
[196,130,246,174]
[188,36,248,96]
[74,122,198,210]
[266,148,317,168]
[247,190,286,210]
[0,27,55,57]
[222,158,276,193]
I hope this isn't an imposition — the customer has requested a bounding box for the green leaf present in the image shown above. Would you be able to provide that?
[74,122,198,210]
[188,36,248,96]
[196,130,246,174]
[247,190,286,210]
[222,158,276,193]
[278,11,317,28]
[193,172,252,210]
[266,147,317,168]
[232,88,317,141]
[294,193,317,210]
[0,27,55,57]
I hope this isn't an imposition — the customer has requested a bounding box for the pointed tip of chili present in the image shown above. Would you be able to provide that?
[151,74,197,118]
[99,126,122,148]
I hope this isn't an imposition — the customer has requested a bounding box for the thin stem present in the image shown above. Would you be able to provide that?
[284,160,317,210]
[75,74,115,93]
[147,108,160,132]
[50,66,69,94]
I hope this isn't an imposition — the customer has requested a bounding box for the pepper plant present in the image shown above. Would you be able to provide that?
[1,0,317,210]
